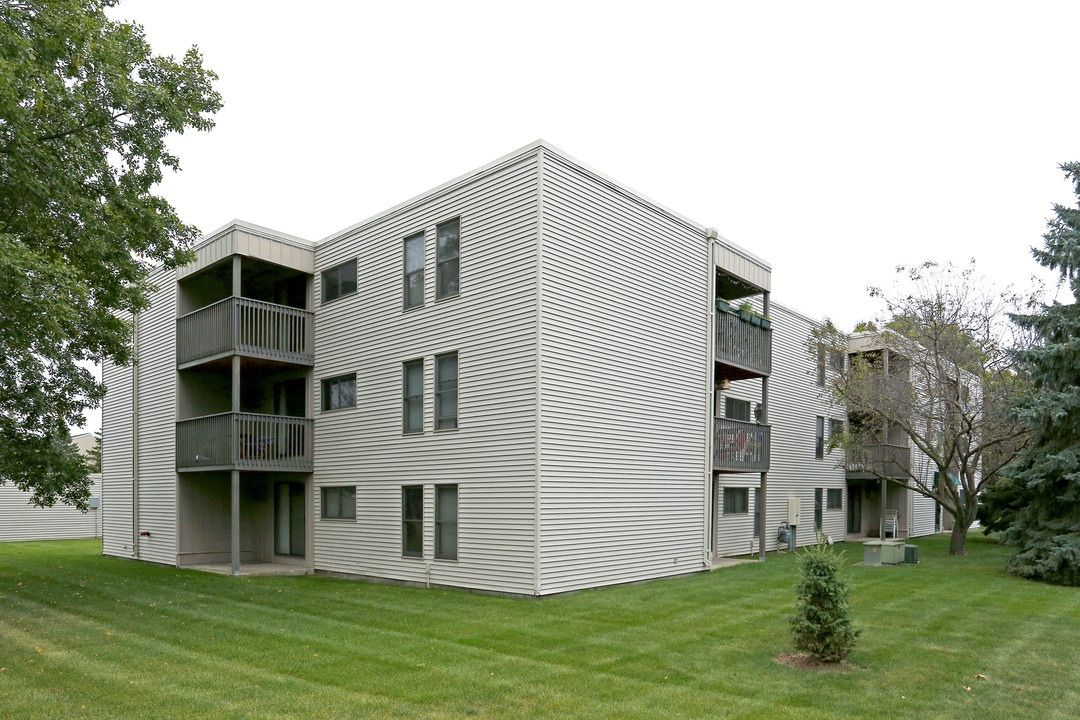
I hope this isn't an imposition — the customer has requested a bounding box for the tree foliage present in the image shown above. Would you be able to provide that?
[789,543,859,662]
[814,261,1033,555]
[1000,162,1080,585]
[0,0,221,508]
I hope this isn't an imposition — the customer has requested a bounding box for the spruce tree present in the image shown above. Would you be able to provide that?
[1003,162,1080,585]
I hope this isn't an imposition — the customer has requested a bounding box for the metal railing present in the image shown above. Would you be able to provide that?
[176,412,313,472]
[177,297,314,366]
[713,417,771,472]
[715,311,772,376]
[846,443,911,478]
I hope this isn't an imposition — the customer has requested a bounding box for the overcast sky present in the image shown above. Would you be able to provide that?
[76,1,1080,433]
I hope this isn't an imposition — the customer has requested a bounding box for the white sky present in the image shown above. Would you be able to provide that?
[75,0,1080,433]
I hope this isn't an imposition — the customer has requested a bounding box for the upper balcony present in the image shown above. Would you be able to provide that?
[177,297,314,369]
[713,417,771,473]
[715,302,772,380]
[176,412,313,473]
[845,443,911,480]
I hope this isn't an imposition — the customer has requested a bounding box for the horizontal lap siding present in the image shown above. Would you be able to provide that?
[134,267,178,564]
[716,302,847,556]
[909,445,938,537]
[312,154,539,595]
[102,327,133,557]
[0,475,101,542]
[538,154,709,594]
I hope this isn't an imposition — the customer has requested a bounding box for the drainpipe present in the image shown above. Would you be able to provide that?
[758,291,769,561]
[131,313,139,559]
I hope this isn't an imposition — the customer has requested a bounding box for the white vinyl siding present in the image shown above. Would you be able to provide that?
[715,302,848,556]
[101,343,134,558]
[133,265,178,565]
[0,474,101,542]
[311,150,540,595]
[536,150,710,594]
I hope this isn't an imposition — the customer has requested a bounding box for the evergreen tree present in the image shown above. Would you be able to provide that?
[789,544,860,662]
[1003,162,1080,585]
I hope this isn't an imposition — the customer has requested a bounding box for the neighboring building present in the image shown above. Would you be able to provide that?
[0,434,102,542]
[99,141,935,595]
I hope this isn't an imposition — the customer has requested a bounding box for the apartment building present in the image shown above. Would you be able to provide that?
[100,140,934,595]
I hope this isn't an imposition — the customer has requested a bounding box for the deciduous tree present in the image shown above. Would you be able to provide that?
[0,0,221,508]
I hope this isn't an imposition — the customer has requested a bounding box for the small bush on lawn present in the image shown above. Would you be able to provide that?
[789,543,860,662]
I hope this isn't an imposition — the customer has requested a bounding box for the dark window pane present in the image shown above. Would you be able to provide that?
[322,260,357,303]
[437,258,459,298]
[405,234,425,273]
[827,489,843,510]
[435,484,458,560]
[402,486,423,557]
[435,353,458,430]
[436,219,459,259]
[405,272,424,307]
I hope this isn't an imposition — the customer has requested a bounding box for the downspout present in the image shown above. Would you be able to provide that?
[704,230,717,567]
[758,291,769,561]
[131,313,139,559]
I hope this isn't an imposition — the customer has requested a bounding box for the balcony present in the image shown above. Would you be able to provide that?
[176,413,313,472]
[845,444,911,480]
[177,297,314,369]
[713,417,770,473]
[715,308,772,380]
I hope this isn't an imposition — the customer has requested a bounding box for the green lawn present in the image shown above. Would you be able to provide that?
[1,535,1078,719]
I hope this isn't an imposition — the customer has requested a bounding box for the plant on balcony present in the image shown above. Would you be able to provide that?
[789,543,860,663]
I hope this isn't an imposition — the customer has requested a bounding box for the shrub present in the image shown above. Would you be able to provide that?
[789,543,860,662]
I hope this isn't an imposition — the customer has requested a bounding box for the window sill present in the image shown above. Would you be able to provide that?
[320,405,356,414]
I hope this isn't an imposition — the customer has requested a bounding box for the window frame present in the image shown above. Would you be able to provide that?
[827,488,843,510]
[320,486,357,520]
[321,373,356,412]
[725,397,751,422]
[815,416,825,459]
[723,487,749,515]
[814,488,824,529]
[402,359,424,434]
[829,418,844,444]
[403,231,425,310]
[434,352,458,431]
[435,217,460,300]
[434,484,458,560]
[401,485,423,558]
[321,258,358,304]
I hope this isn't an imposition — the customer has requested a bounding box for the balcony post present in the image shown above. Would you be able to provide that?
[231,469,240,576]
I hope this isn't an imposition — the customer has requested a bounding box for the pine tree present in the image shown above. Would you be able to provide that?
[789,544,860,662]
[1002,162,1080,585]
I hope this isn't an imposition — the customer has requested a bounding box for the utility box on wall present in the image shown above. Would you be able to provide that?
[787,497,801,526]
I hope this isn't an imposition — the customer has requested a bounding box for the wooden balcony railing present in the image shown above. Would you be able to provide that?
[715,310,772,377]
[176,412,313,472]
[845,443,911,479]
[713,417,771,473]
[177,297,314,367]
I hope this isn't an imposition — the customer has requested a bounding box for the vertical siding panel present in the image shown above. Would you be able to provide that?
[134,266,177,564]
[311,153,540,595]
[537,153,710,594]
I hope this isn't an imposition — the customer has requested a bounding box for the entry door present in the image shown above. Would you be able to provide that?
[847,485,863,534]
[274,482,306,557]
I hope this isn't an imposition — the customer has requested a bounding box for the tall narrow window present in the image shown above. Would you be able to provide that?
[403,232,425,309]
[322,259,357,303]
[814,488,823,529]
[402,360,423,434]
[402,485,423,557]
[435,352,458,430]
[816,344,826,386]
[436,218,460,299]
[815,416,825,459]
[435,484,458,560]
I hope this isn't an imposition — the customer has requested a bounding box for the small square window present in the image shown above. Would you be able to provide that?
[321,374,356,411]
[321,486,356,520]
[322,259,357,303]
[725,397,751,422]
[723,487,749,514]
[827,488,843,510]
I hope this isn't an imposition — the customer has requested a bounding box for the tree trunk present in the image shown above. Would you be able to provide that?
[949,521,968,555]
